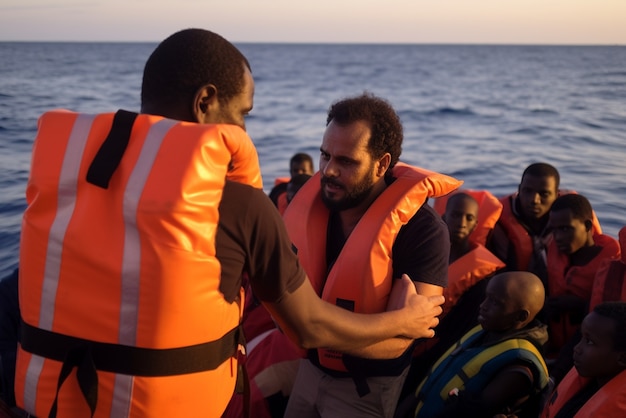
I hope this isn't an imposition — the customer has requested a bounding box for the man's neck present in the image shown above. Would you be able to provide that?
[514,196,548,236]
[336,179,388,239]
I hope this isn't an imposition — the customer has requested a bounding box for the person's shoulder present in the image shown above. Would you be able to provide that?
[408,202,448,231]
[268,182,288,203]
[223,181,275,209]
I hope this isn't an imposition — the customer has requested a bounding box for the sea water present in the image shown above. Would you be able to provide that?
[1,42,625,277]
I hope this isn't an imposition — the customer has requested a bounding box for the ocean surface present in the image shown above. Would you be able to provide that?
[1,42,625,278]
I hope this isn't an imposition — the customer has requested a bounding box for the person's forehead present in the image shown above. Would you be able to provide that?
[322,120,371,153]
[583,312,616,342]
[448,198,478,214]
[549,208,582,225]
[520,174,556,189]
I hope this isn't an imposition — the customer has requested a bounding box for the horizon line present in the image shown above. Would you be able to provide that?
[1,39,624,47]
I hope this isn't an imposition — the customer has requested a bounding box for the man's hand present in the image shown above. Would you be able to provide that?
[387,274,444,339]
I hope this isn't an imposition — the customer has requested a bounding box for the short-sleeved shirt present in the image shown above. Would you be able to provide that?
[320,200,449,377]
[216,180,306,304]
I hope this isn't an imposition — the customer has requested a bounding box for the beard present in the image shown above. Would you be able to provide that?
[320,172,376,212]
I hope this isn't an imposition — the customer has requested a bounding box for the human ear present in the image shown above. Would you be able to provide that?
[517,309,530,325]
[376,153,391,177]
[193,84,218,123]
[584,219,592,232]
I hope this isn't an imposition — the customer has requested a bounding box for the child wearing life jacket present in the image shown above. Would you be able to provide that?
[543,194,620,383]
[540,301,626,418]
[396,271,549,418]
[403,192,505,395]
[268,152,314,213]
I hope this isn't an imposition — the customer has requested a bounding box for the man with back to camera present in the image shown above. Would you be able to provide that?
[282,93,462,417]
[12,29,445,418]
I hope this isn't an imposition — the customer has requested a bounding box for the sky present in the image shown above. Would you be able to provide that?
[1,0,625,45]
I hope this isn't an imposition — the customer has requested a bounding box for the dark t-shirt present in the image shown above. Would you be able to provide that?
[216,180,306,304]
[320,201,449,377]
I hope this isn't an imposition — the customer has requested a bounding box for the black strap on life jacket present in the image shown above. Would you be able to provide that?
[86,109,138,189]
[20,319,244,418]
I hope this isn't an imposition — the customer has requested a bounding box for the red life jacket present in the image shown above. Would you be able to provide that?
[590,226,626,310]
[541,368,626,418]
[546,234,620,353]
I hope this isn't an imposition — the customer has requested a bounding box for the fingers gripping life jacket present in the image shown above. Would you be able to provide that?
[541,368,626,418]
[433,189,503,246]
[283,163,462,372]
[17,110,261,418]
[414,325,549,418]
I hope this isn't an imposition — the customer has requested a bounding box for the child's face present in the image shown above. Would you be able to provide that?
[548,209,590,254]
[573,312,625,381]
[290,161,313,177]
[478,279,520,332]
[443,198,479,245]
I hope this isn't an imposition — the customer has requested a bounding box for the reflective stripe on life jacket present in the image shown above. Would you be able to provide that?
[433,189,503,246]
[541,368,626,418]
[283,163,462,371]
[414,325,549,418]
[17,109,261,418]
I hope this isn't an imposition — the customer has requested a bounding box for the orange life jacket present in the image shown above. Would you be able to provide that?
[283,163,462,371]
[541,368,626,418]
[589,226,626,310]
[443,242,505,316]
[433,189,503,247]
[16,109,261,418]
[546,234,620,353]
[413,242,504,359]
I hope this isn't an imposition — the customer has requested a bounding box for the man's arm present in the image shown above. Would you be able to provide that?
[263,275,444,353]
[339,281,444,359]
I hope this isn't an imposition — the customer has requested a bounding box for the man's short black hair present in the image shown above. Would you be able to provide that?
[326,92,403,170]
[521,163,560,190]
[290,153,313,167]
[141,28,250,111]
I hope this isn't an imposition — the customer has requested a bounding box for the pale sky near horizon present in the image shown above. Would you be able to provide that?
[1,0,625,44]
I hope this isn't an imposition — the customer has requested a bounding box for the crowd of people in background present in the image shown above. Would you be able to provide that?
[252,116,626,418]
[1,27,625,418]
